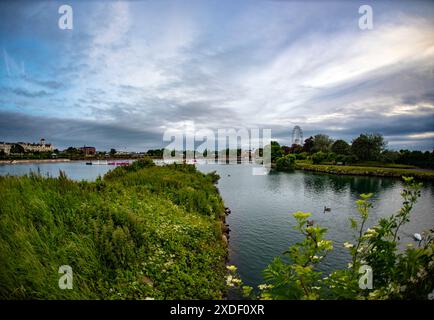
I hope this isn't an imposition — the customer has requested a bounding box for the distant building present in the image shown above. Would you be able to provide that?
[80,146,96,156]
[0,142,11,154]
[0,138,54,155]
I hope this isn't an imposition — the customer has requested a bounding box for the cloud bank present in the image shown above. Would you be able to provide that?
[0,0,433,151]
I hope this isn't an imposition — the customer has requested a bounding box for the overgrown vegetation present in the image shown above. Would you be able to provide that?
[270,132,434,177]
[230,177,434,299]
[295,162,434,181]
[0,159,227,299]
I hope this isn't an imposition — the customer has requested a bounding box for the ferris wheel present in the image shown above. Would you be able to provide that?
[292,126,303,145]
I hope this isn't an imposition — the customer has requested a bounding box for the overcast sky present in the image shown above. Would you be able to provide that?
[1,0,434,151]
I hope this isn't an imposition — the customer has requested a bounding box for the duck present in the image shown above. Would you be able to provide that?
[324,206,331,212]
[306,220,315,227]
[413,233,422,241]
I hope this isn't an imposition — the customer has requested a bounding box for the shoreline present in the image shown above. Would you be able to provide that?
[0,158,71,164]
[295,162,434,181]
[0,158,142,165]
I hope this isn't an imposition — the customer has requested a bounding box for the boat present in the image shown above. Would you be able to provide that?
[85,162,92,165]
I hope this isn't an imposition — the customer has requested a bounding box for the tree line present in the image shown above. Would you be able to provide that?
[271,133,434,169]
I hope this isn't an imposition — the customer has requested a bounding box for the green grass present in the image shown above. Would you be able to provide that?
[347,161,418,169]
[0,160,227,299]
[295,161,434,181]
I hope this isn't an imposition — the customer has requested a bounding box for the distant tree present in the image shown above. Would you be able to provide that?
[270,141,283,162]
[351,133,386,161]
[312,134,333,153]
[311,151,327,164]
[275,154,296,171]
[396,149,434,169]
[64,147,81,153]
[146,149,164,157]
[281,146,291,155]
[110,148,117,155]
[380,150,399,163]
[302,136,315,153]
[295,152,308,160]
[331,140,350,155]
[289,144,304,154]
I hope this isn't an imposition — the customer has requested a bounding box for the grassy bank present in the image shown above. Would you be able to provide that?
[0,160,227,299]
[295,161,434,181]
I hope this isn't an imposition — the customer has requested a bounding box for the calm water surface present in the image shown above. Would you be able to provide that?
[197,163,434,287]
[1,161,433,288]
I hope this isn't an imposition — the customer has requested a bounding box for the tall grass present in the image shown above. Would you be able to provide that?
[0,161,226,299]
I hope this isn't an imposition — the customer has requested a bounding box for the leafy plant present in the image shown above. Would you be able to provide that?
[243,177,434,300]
[275,154,296,172]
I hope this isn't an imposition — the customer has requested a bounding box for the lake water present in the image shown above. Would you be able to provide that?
[0,160,132,181]
[1,161,433,289]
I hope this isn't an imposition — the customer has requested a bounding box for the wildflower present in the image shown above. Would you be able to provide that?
[258,284,273,290]
[318,240,333,250]
[226,275,234,287]
[343,242,354,249]
[226,265,237,272]
[364,228,378,238]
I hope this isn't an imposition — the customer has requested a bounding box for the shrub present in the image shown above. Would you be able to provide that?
[295,152,308,160]
[312,151,327,164]
[275,154,296,171]
[326,152,336,162]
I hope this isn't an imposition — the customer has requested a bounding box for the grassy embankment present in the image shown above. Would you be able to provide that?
[295,160,434,181]
[0,160,227,299]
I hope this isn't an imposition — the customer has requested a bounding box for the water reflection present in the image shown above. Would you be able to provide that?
[303,172,397,200]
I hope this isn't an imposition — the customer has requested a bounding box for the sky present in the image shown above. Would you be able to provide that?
[0,0,434,152]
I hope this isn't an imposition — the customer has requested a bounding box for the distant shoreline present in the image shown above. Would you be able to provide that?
[0,158,71,165]
[295,162,434,181]
[0,157,152,165]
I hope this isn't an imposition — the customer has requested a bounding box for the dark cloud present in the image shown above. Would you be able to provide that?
[1,0,434,152]
[24,77,63,89]
[0,111,163,151]
[11,87,50,98]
